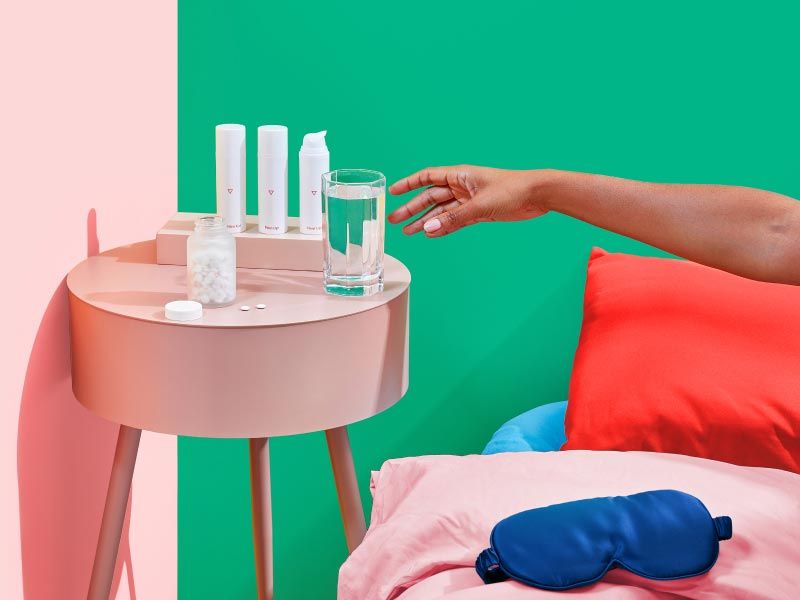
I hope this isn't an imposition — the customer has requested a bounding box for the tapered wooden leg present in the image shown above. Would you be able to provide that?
[325,426,366,552]
[88,425,141,600]
[249,438,273,600]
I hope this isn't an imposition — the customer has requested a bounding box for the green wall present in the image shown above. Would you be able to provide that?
[178,2,799,597]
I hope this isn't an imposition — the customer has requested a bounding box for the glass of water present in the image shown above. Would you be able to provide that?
[321,169,385,296]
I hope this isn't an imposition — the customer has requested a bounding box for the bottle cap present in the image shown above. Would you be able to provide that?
[165,300,203,322]
[216,123,245,141]
[258,125,288,156]
[300,130,328,155]
[216,124,245,155]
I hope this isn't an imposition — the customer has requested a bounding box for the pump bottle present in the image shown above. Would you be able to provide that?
[298,130,329,234]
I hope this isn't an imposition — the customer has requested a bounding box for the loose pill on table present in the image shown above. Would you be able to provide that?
[256,304,266,310]
[240,305,251,311]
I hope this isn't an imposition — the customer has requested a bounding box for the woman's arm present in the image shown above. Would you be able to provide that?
[388,166,800,284]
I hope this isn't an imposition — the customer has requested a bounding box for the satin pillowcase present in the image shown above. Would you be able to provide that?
[563,248,800,473]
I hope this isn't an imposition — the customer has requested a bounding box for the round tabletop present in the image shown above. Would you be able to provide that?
[67,240,410,438]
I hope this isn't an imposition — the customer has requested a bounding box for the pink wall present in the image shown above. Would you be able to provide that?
[1,1,177,598]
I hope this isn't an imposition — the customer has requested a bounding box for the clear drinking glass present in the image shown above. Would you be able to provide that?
[322,169,385,296]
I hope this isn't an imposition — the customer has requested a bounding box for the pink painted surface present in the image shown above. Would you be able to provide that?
[157,213,324,271]
[67,241,411,437]
[1,0,177,597]
[326,427,368,552]
[340,451,800,600]
[69,239,410,327]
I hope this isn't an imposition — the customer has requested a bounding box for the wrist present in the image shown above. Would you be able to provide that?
[526,169,567,213]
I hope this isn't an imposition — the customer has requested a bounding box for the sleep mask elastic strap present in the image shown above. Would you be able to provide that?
[714,516,733,540]
[476,547,508,584]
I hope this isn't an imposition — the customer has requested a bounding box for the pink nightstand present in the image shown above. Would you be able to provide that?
[67,240,410,600]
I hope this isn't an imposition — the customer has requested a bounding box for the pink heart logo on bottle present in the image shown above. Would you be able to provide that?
[227,188,233,194]
[268,189,274,195]
[311,190,317,196]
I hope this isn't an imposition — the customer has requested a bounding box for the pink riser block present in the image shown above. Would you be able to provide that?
[157,213,324,271]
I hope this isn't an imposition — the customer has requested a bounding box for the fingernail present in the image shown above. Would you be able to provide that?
[424,218,442,233]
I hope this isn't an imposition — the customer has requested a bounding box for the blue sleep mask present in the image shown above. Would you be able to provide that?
[476,489,732,591]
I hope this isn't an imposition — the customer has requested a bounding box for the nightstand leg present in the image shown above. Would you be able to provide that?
[325,426,366,552]
[249,437,273,600]
[88,425,141,600]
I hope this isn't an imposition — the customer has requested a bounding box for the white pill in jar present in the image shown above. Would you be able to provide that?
[186,216,237,307]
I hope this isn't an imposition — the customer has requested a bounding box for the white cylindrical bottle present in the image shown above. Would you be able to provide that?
[298,130,329,234]
[257,125,288,234]
[215,124,246,233]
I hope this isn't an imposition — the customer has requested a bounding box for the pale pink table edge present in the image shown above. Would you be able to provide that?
[66,239,411,438]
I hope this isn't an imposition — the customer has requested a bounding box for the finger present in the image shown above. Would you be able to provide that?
[402,199,461,235]
[388,186,454,224]
[389,167,452,195]
[424,201,484,238]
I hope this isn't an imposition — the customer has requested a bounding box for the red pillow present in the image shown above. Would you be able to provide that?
[563,248,800,473]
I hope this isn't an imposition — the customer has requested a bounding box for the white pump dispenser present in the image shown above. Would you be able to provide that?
[298,130,329,234]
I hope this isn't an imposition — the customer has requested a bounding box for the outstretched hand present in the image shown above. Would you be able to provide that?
[387,165,549,237]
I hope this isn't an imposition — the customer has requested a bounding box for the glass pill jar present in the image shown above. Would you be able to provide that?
[186,216,236,307]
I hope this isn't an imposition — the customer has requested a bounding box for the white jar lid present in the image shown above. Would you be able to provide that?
[165,300,203,322]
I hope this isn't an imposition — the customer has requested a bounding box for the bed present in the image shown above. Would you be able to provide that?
[339,451,800,599]
[339,250,800,599]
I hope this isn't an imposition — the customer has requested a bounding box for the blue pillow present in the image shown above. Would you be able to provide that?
[482,401,567,454]
[476,489,732,591]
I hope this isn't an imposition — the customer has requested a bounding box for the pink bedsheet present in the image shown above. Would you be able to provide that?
[339,451,800,599]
